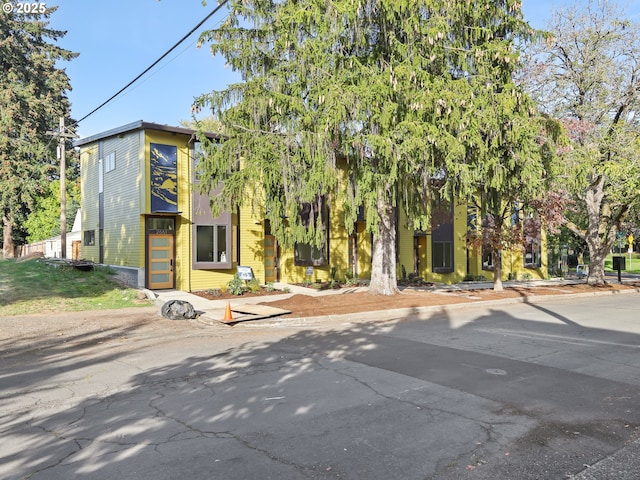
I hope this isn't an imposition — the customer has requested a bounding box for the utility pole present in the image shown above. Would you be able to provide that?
[48,117,78,259]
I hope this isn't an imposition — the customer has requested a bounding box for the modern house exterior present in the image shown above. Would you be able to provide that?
[77,121,547,291]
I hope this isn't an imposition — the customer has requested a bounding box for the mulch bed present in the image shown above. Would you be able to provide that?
[257,282,640,318]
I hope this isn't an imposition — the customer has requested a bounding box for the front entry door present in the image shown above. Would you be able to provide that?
[148,234,175,289]
[264,235,278,283]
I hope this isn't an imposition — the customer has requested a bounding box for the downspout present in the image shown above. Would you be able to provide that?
[187,135,195,293]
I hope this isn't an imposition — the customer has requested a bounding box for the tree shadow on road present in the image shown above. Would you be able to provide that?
[3,296,640,479]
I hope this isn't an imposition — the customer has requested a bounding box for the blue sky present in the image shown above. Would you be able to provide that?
[47,0,639,139]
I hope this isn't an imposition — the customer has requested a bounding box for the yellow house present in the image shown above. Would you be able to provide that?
[77,121,547,291]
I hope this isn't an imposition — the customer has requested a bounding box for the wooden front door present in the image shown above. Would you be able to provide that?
[264,235,278,283]
[148,234,175,289]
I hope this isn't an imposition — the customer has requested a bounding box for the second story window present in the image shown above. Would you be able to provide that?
[104,152,115,173]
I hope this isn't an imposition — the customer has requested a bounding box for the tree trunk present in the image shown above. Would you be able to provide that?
[580,174,626,285]
[586,175,607,284]
[586,245,608,284]
[493,249,504,292]
[369,196,398,296]
[2,212,15,259]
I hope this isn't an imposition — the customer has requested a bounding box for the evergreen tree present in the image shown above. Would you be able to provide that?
[23,179,80,243]
[525,0,640,284]
[0,7,76,258]
[195,0,546,294]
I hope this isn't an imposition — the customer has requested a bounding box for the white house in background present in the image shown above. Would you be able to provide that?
[41,209,82,259]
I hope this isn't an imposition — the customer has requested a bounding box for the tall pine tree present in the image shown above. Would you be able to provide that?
[195,0,548,294]
[0,7,76,258]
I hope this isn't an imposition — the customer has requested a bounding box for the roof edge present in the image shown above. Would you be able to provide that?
[74,120,221,147]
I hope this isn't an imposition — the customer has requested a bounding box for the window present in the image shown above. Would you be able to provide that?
[191,148,232,269]
[294,198,328,266]
[83,230,95,246]
[433,241,453,271]
[295,243,327,266]
[511,202,520,226]
[523,216,542,268]
[192,141,206,179]
[195,225,230,267]
[524,242,541,268]
[104,152,115,173]
[482,246,494,270]
[431,198,454,273]
[147,217,174,232]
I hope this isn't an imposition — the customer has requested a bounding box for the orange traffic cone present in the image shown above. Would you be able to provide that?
[223,302,233,322]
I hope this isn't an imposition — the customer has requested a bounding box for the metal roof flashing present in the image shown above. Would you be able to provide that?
[74,120,220,147]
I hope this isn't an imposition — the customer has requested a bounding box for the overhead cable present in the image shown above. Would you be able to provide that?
[73,0,229,127]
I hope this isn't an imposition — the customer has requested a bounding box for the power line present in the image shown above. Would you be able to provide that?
[73,0,229,128]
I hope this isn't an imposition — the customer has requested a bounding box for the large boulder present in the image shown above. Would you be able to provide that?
[161,300,197,320]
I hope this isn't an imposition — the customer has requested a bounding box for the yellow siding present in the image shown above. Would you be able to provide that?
[502,229,548,281]
[175,205,191,291]
[355,223,371,279]
[79,145,100,262]
[415,235,428,280]
[238,206,267,283]
[397,208,414,280]
[186,269,237,292]
[453,200,469,281]
[428,201,469,284]
[329,196,350,280]
[278,195,349,284]
[173,130,192,291]
[178,202,267,292]
[466,244,487,280]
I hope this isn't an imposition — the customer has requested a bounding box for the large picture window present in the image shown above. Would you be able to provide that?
[196,225,228,264]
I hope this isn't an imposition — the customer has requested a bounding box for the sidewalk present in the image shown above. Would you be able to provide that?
[151,277,615,325]
[152,282,368,323]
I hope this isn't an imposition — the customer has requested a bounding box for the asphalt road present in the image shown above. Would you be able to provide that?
[2,293,640,479]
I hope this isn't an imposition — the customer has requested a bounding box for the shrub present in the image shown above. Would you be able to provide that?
[226,274,245,295]
[246,278,261,293]
[463,274,487,282]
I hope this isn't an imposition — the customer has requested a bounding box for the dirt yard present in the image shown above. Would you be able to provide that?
[258,282,640,318]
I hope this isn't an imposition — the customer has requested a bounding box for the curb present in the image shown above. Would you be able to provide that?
[231,286,640,329]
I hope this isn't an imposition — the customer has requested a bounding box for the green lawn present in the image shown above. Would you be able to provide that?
[604,253,640,274]
[0,257,153,316]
